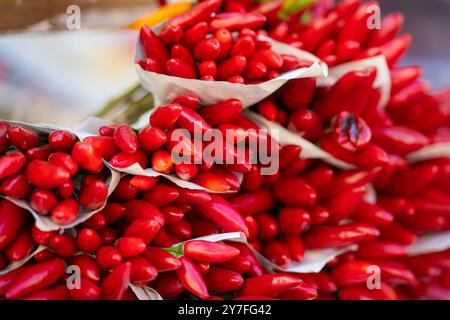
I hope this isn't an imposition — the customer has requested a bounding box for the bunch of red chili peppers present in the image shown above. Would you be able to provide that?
[0,0,449,300]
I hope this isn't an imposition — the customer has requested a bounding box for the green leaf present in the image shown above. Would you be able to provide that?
[278,0,317,20]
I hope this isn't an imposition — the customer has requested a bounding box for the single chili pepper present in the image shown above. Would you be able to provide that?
[110,150,148,169]
[199,99,242,127]
[278,208,310,235]
[0,200,27,250]
[136,57,165,73]
[263,240,291,267]
[48,152,78,176]
[193,37,221,61]
[99,123,119,137]
[209,12,266,32]
[69,278,100,300]
[254,212,278,240]
[217,255,251,274]
[280,78,316,111]
[385,163,439,196]
[150,103,183,130]
[129,256,158,285]
[159,24,183,45]
[141,183,179,207]
[283,235,305,262]
[140,25,169,64]
[353,201,394,227]
[272,177,317,208]
[50,199,79,225]
[128,176,158,192]
[211,166,243,190]
[304,222,380,249]
[170,240,240,263]
[166,0,221,31]
[331,260,373,287]
[6,259,66,299]
[166,58,197,79]
[381,34,412,67]
[76,228,101,254]
[1,173,32,198]
[321,167,380,198]
[99,227,117,245]
[166,219,193,240]
[151,150,174,174]
[191,171,231,192]
[379,221,417,245]
[330,111,372,152]
[25,160,70,189]
[228,242,263,277]
[390,66,421,93]
[7,125,39,151]
[231,36,256,58]
[374,259,416,285]
[308,205,330,225]
[116,237,146,258]
[125,218,163,245]
[71,141,103,173]
[214,28,233,60]
[81,212,106,231]
[325,185,367,223]
[198,60,217,78]
[368,12,404,46]
[195,194,249,236]
[69,254,100,282]
[238,274,302,297]
[241,165,263,191]
[176,256,209,299]
[143,247,181,272]
[216,55,247,80]
[160,205,185,224]
[47,130,76,152]
[194,261,210,275]
[171,93,200,110]
[5,225,34,261]
[175,162,199,181]
[31,226,55,246]
[49,234,77,258]
[204,267,244,294]
[181,22,209,48]
[78,176,108,210]
[113,124,138,154]
[256,97,277,121]
[0,152,26,179]
[30,189,58,215]
[26,144,52,161]
[96,246,123,271]
[171,43,196,68]
[277,282,318,300]
[152,271,185,299]
[229,189,274,216]
[100,262,131,300]
[83,136,119,161]
[357,240,407,259]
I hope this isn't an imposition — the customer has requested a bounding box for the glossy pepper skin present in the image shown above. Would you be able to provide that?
[6,259,66,299]
[176,256,209,299]
[100,262,131,300]
[238,274,302,297]
[171,240,240,263]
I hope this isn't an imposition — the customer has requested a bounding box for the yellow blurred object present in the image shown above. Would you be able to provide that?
[127,1,193,29]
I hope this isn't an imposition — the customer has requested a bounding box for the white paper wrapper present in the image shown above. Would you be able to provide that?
[135,34,328,108]
[0,119,122,232]
[180,232,356,274]
[406,143,450,163]
[317,55,391,109]
[0,245,46,276]
[243,110,354,170]
[129,283,163,301]
[74,116,242,193]
[406,231,450,257]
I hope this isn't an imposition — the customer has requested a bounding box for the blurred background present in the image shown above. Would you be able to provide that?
[0,0,449,126]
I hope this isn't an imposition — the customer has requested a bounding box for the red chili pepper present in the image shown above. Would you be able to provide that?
[49,234,77,258]
[139,25,169,64]
[278,208,310,235]
[166,0,221,31]
[69,278,100,300]
[217,255,251,274]
[31,225,55,246]
[217,55,247,80]
[331,260,373,287]
[24,160,69,189]
[116,237,147,258]
[277,282,318,300]
[81,212,106,231]
[194,38,221,61]
[50,199,79,225]
[304,222,380,249]
[192,171,231,192]
[69,254,100,282]
[159,24,183,45]
[238,274,302,297]
[99,124,120,137]
[204,267,244,294]
[7,125,39,151]
[230,189,274,216]
[175,162,198,181]
[151,271,184,299]
[200,98,242,127]
[373,126,429,155]
[228,242,263,277]
[390,66,421,93]
[325,185,367,223]
[100,262,131,300]
[166,219,192,240]
[129,175,159,191]
[284,235,305,262]
[172,239,240,263]
[129,256,158,285]
[353,201,394,227]
[6,259,66,299]
[141,183,179,207]
[76,228,101,254]
[96,246,123,271]
[113,124,138,154]
[0,152,26,179]
[241,164,263,191]
[5,225,34,261]
[171,44,196,68]
[0,200,27,250]
[181,22,209,48]
[231,36,256,58]
[171,93,200,110]
[214,28,233,60]
[166,58,198,79]
[1,172,31,198]
[176,256,209,299]
[150,103,182,130]
[263,240,291,267]
[143,247,181,272]
[47,152,78,177]
[381,34,412,67]
[195,194,249,237]
[209,12,267,32]
[136,57,165,74]
[357,241,406,259]
[254,212,278,240]
[78,176,107,210]
[330,111,372,152]
[272,177,317,207]
[0,121,11,151]
[71,141,103,173]
[26,144,52,161]
[48,130,76,152]
[124,218,163,245]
